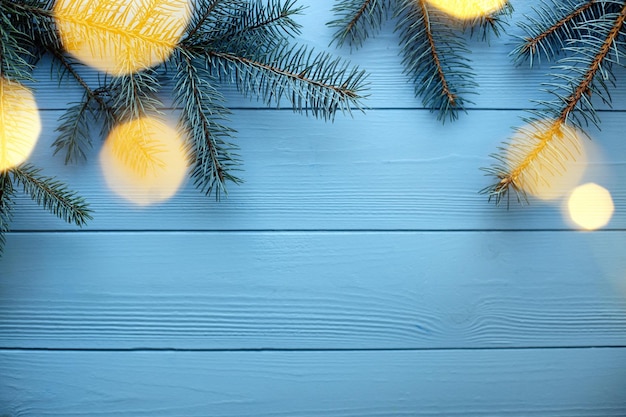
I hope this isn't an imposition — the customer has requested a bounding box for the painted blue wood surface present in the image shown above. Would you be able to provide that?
[1,0,626,416]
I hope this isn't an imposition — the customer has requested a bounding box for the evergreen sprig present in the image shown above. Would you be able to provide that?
[0,0,368,253]
[482,0,626,205]
[0,5,35,81]
[1,0,93,254]
[174,48,241,197]
[202,44,366,119]
[328,0,394,48]
[6,0,367,199]
[0,165,92,254]
[328,0,513,121]
[0,172,15,252]
[11,164,92,226]
[395,0,475,119]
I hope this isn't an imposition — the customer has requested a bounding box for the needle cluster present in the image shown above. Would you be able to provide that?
[0,0,368,254]
[328,0,512,121]
[1,0,92,254]
[482,0,626,205]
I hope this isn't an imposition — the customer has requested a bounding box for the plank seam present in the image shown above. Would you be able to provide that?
[2,346,625,353]
[4,229,626,234]
[37,107,626,112]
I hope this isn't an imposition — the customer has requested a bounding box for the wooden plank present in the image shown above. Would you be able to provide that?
[9,109,626,231]
[25,1,626,111]
[1,231,625,349]
[1,348,626,416]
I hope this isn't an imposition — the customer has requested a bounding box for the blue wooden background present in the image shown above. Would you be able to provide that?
[2,1,626,415]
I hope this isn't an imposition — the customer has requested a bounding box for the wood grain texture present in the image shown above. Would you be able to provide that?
[8,109,626,231]
[2,231,625,349]
[1,348,626,417]
[2,1,626,416]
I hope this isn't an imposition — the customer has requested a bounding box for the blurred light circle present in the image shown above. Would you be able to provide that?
[54,0,191,75]
[425,0,507,19]
[100,116,188,206]
[567,183,614,230]
[0,78,41,171]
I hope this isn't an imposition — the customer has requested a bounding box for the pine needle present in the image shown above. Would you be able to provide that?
[202,43,367,120]
[0,171,15,254]
[173,49,241,198]
[395,0,476,121]
[328,0,394,48]
[483,0,626,205]
[11,164,93,226]
[329,0,512,121]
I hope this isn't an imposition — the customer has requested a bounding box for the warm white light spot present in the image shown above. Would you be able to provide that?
[506,120,588,201]
[100,116,188,206]
[0,78,41,171]
[425,0,507,19]
[54,0,192,76]
[567,183,614,230]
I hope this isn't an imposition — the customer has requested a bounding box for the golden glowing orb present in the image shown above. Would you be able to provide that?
[506,120,588,201]
[0,78,41,171]
[567,183,614,230]
[425,0,507,19]
[54,0,192,76]
[100,117,188,206]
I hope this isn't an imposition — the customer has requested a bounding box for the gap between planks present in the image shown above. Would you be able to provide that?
[2,345,626,353]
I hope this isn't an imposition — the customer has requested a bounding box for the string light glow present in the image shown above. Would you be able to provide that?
[54,0,192,75]
[504,120,588,201]
[425,0,507,20]
[100,117,188,206]
[567,183,614,230]
[0,78,42,171]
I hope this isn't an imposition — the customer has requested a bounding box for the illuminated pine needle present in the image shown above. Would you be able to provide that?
[482,0,626,205]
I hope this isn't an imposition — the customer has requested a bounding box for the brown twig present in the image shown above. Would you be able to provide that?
[521,0,595,56]
[418,0,456,107]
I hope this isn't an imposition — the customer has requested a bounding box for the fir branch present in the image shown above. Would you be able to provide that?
[201,43,367,120]
[53,99,95,164]
[328,0,393,48]
[557,4,626,123]
[48,50,117,164]
[47,48,109,111]
[173,50,241,198]
[11,164,92,227]
[186,0,304,56]
[185,0,236,41]
[0,0,57,60]
[105,70,166,175]
[3,0,370,206]
[219,0,303,43]
[395,0,475,121]
[512,0,600,66]
[466,2,514,41]
[52,1,180,50]
[483,1,626,205]
[0,170,15,254]
[48,49,117,141]
[482,119,566,206]
[0,7,34,81]
[109,70,162,121]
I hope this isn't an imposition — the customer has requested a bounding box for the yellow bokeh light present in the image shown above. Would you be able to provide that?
[100,116,188,206]
[567,183,614,230]
[506,120,588,201]
[0,78,41,171]
[54,0,192,76]
[425,0,507,20]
